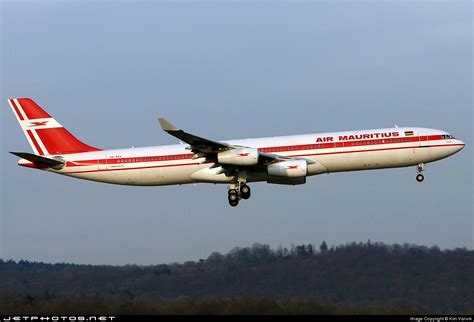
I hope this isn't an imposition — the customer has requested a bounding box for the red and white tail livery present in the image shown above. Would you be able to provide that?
[8,98,465,207]
[8,98,100,155]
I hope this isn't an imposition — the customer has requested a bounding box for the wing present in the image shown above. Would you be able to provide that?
[158,118,315,165]
[158,118,230,154]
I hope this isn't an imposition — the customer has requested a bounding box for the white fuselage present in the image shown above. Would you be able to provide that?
[38,127,464,186]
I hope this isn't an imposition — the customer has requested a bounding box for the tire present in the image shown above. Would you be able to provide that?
[228,190,239,202]
[229,198,239,207]
[240,185,251,200]
[416,174,424,182]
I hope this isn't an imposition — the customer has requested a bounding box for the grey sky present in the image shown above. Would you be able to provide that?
[1,1,472,265]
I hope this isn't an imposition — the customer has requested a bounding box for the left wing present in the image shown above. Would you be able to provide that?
[158,118,315,166]
[158,118,230,154]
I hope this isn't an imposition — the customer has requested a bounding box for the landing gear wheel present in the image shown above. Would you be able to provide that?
[240,184,251,200]
[229,199,239,207]
[416,174,424,182]
[228,189,239,207]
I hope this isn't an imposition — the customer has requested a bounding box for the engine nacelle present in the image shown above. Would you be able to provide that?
[267,159,307,177]
[217,148,259,166]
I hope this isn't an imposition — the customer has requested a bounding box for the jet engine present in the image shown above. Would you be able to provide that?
[217,148,259,166]
[267,159,307,177]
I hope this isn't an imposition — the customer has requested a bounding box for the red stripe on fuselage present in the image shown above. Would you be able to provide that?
[259,135,444,153]
[292,143,463,159]
[65,162,204,174]
[62,142,463,175]
[64,135,448,166]
[63,136,451,166]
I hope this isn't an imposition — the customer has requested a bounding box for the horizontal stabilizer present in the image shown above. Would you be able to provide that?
[10,151,65,168]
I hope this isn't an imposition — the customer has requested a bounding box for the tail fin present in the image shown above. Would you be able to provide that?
[7,98,101,155]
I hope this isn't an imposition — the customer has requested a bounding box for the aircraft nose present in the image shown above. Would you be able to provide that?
[456,139,465,152]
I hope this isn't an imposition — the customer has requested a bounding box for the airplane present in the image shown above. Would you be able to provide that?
[7,98,465,207]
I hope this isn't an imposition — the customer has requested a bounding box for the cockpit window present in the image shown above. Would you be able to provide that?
[442,134,455,139]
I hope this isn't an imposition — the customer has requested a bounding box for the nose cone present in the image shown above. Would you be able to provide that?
[455,139,465,153]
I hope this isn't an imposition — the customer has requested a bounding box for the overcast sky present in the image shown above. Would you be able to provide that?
[1,1,472,265]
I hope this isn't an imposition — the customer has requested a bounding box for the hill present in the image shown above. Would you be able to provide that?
[1,241,472,314]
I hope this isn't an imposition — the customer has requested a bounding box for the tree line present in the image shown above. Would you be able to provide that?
[1,241,472,314]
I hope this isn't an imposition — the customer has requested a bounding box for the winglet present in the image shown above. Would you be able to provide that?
[157,118,228,152]
[158,118,179,132]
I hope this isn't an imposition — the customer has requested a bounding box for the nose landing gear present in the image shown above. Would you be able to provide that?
[416,163,425,182]
[227,182,252,207]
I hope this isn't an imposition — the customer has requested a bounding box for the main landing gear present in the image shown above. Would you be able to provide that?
[228,182,251,207]
[416,163,425,182]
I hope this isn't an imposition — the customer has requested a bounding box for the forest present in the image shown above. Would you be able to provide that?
[1,241,472,314]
